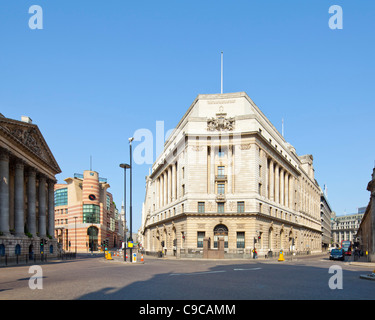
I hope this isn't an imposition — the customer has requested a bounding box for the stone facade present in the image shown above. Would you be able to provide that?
[356,168,375,261]
[0,114,61,257]
[320,189,333,250]
[331,209,364,247]
[140,92,322,258]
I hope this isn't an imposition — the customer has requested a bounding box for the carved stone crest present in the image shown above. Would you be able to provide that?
[207,112,235,132]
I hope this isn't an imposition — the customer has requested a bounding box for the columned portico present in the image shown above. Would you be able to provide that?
[0,114,61,258]
[0,151,57,239]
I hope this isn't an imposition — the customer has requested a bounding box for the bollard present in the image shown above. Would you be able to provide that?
[278,250,285,262]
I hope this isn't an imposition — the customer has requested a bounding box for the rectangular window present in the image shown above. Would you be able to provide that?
[197,231,205,248]
[218,146,225,157]
[237,201,245,213]
[217,183,225,194]
[55,188,68,206]
[217,166,225,177]
[198,202,205,213]
[218,203,224,213]
[237,232,245,248]
[83,204,100,224]
[106,194,111,211]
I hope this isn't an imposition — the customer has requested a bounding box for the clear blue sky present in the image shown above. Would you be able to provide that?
[1,1,374,232]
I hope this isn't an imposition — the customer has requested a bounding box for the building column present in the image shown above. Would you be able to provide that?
[48,180,55,238]
[0,150,10,236]
[280,168,284,206]
[14,161,25,236]
[285,173,289,208]
[38,175,47,237]
[27,169,37,237]
[168,166,172,203]
[269,160,274,201]
[274,164,279,204]
[172,163,176,201]
[163,171,167,206]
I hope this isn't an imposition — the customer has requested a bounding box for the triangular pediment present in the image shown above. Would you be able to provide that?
[0,117,61,174]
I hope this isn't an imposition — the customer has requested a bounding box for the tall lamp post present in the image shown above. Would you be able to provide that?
[129,137,134,262]
[74,216,77,255]
[119,163,130,261]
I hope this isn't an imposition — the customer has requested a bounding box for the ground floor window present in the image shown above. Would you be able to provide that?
[197,232,205,248]
[237,232,245,248]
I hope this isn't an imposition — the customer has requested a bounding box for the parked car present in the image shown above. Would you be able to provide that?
[329,248,345,261]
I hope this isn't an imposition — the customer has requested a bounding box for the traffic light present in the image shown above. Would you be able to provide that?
[40,239,44,253]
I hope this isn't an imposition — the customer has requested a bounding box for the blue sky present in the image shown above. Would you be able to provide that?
[1,1,374,232]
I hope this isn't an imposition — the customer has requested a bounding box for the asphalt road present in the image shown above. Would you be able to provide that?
[0,253,374,301]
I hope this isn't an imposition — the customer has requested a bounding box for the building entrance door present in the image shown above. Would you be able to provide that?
[214,224,228,248]
[87,226,99,251]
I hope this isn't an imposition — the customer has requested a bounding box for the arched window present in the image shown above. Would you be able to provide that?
[49,245,54,254]
[214,224,228,248]
[268,227,273,250]
[0,244,5,256]
[15,244,21,255]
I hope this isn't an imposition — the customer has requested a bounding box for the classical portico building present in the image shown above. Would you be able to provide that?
[140,92,322,258]
[0,114,61,257]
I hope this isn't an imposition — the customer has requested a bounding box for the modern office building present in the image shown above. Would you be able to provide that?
[140,92,322,258]
[54,170,121,252]
[0,114,61,257]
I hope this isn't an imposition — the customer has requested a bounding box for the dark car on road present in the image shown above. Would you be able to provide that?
[329,248,345,261]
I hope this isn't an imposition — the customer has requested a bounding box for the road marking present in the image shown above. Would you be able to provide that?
[233,267,262,271]
[170,270,226,276]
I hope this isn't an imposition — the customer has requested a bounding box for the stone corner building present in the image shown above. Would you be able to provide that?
[356,167,375,261]
[0,114,61,257]
[140,92,322,258]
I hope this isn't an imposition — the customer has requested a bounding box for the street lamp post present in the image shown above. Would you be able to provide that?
[119,163,130,262]
[129,137,134,262]
[74,216,77,255]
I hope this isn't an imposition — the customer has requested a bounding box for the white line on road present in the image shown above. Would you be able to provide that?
[233,267,262,271]
[169,270,226,276]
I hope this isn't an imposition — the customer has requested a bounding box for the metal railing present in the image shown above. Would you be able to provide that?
[0,252,76,267]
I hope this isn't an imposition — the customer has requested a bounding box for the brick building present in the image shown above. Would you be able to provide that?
[54,170,121,252]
